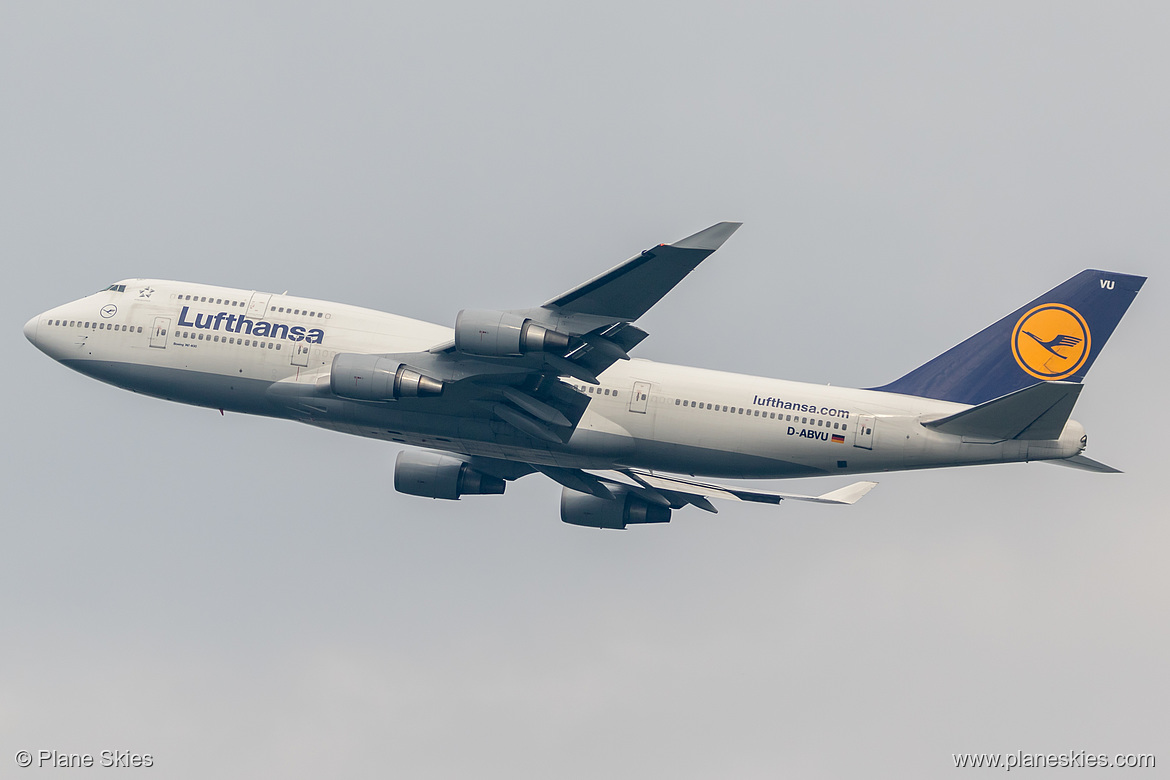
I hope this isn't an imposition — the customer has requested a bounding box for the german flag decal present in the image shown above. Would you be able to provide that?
[831,434,845,444]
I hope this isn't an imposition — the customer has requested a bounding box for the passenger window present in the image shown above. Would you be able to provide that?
[604,388,610,395]
[842,424,847,431]
[675,399,680,405]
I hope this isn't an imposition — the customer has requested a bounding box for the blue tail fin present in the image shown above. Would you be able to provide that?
[871,270,1145,405]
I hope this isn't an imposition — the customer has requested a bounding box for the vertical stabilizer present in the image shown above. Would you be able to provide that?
[871,270,1145,405]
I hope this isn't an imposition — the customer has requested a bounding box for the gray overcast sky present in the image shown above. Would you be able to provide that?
[3,2,1167,778]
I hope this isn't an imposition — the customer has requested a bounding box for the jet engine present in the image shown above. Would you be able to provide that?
[454,309,572,357]
[559,486,671,529]
[330,354,444,401]
[393,451,506,500]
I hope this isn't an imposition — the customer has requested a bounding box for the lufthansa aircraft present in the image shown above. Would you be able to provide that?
[23,223,1145,528]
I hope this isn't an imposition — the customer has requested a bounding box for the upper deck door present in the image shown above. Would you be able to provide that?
[149,317,170,349]
[247,293,271,318]
[853,414,875,449]
[628,381,651,414]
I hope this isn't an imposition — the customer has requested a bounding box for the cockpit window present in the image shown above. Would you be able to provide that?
[103,284,127,293]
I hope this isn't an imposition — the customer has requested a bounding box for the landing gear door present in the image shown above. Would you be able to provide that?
[628,381,651,414]
[149,317,170,349]
[290,342,311,367]
[853,414,875,450]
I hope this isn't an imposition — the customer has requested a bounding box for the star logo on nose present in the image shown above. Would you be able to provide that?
[139,287,154,299]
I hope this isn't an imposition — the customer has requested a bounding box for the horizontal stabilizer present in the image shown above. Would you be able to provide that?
[923,381,1082,441]
[1045,455,1123,473]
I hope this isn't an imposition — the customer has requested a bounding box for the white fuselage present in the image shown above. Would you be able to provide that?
[24,279,1086,479]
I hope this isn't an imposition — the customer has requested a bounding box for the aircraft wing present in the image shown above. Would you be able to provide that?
[290,223,743,445]
[490,462,877,512]
[604,469,878,511]
[543,221,742,319]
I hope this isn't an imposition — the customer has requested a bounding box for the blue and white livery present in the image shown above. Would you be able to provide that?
[24,223,1146,528]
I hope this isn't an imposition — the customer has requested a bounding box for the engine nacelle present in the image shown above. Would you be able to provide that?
[454,309,572,357]
[393,451,506,500]
[330,354,444,401]
[560,486,671,529]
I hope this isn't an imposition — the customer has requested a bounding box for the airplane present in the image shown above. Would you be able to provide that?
[23,223,1145,529]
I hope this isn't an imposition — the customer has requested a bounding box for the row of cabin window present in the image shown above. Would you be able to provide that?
[178,293,246,307]
[580,385,619,399]
[674,398,848,430]
[176,330,282,350]
[49,319,143,333]
[272,305,327,318]
[174,292,330,320]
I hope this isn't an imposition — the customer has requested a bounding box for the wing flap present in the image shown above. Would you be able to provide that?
[615,470,878,506]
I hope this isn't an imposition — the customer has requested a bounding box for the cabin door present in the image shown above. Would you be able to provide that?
[628,381,651,414]
[149,317,170,349]
[853,414,875,449]
[290,342,311,367]
[246,292,271,318]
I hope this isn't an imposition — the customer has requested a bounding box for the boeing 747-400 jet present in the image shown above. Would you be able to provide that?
[23,223,1145,528]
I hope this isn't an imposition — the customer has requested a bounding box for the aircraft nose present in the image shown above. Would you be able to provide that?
[23,315,39,346]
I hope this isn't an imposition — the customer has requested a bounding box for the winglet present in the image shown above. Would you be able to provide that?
[671,221,742,251]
